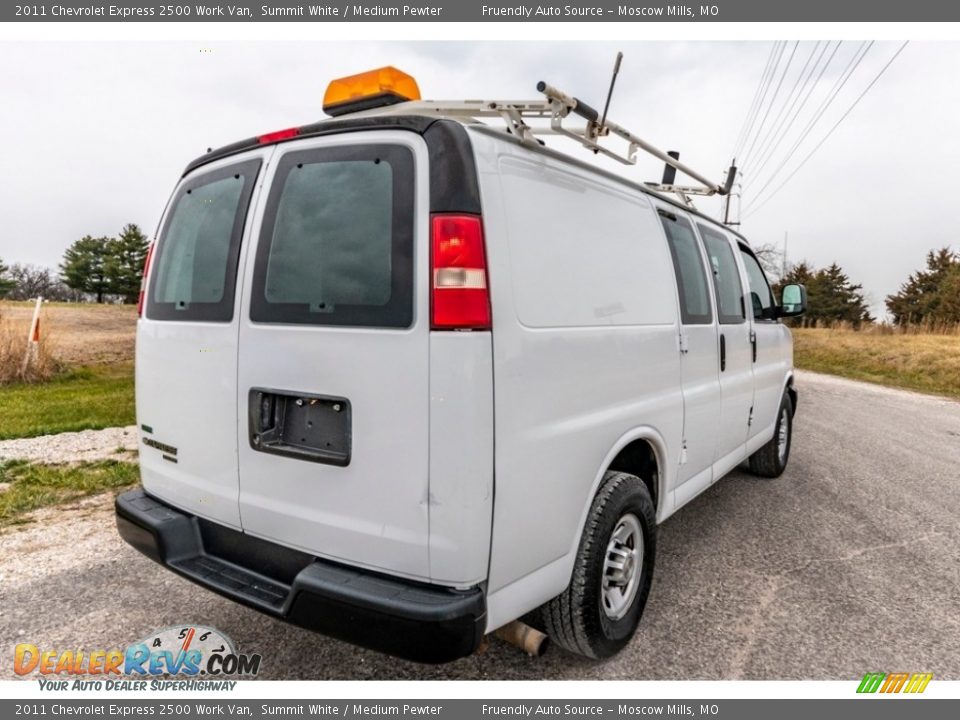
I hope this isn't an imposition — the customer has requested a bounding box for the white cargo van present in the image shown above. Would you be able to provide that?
[116,68,807,663]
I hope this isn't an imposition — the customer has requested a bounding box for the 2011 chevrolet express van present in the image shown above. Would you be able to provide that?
[116,67,807,663]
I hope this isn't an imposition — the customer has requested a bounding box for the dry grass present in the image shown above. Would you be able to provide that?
[0,301,136,369]
[793,327,960,399]
[793,318,960,336]
[0,310,59,384]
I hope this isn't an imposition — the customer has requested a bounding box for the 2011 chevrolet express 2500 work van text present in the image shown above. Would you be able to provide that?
[116,67,807,663]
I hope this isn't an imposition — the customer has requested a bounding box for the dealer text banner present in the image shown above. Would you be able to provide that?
[3,701,960,719]
[5,0,960,22]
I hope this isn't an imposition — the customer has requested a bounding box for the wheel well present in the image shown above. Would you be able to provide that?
[786,378,798,414]
[607,439,660,511]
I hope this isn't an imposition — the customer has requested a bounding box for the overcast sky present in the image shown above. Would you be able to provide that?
[0,40,956,316]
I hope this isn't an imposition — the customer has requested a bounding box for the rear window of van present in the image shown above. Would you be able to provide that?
[250,144,414,328]
[146,159,261,322]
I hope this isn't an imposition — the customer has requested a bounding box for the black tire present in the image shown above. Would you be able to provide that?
[748,393,794,478]
[541,471,656,659]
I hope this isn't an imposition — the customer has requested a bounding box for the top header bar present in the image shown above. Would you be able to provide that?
[5,0,959,23]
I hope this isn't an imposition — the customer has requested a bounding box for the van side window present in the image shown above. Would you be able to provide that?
[739,247,776,321]
[698,224,746,325]
[147,159,261,322]
[250,144,414,328]
[658,212,712,324]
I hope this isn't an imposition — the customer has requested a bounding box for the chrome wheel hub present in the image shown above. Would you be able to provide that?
[601,513,643,621]
[777,407,790,464]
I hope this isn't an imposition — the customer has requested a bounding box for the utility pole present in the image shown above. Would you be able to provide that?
[782,231,789,278]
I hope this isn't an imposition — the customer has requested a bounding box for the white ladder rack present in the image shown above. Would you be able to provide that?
[352,81,736,210]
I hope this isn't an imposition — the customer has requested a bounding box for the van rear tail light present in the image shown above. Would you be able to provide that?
[137,242,155,318]
[431,215,491,330]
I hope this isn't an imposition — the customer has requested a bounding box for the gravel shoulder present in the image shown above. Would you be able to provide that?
[0,426,138,464]
[1,371,958,680]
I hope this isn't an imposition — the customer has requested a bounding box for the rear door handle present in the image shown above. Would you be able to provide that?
[720,333,726,372]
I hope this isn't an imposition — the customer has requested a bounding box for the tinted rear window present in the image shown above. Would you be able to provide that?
[147,159,261,322]
[659,212,712,325]
[698,224,746,325]
[250,144,414,328]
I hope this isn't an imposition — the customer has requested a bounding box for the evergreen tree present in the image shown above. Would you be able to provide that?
[106,223,150,304]
[885,247,960,325]
[933,266,960,323]
[60,235,111,303]
[778,260,872,327]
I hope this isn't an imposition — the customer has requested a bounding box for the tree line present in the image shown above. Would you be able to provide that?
[0,224,149,304]
[773,245,960,327]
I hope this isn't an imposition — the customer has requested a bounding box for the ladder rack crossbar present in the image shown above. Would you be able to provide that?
[352,87,731,204]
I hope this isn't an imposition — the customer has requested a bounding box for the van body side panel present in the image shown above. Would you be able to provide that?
[137,150,273,529]
[427,332,494,586]
[234,131,433,580]
[475,132,683,605]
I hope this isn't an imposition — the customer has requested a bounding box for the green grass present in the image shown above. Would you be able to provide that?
[0,460,139,527]
[793,328,960,399]
[0,363,135,440]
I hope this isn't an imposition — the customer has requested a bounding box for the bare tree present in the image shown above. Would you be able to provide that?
[751,241,785,282]
[6,264,81,302]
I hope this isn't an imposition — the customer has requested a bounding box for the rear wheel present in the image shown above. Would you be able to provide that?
[748,393,794,478]
[541,471,656,659]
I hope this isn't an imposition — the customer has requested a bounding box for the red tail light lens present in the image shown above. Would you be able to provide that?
[137,242,155,318]
[431,214,491,330]
[257,127,300,144]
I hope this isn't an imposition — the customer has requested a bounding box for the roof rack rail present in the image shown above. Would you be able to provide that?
[350,80,737,214]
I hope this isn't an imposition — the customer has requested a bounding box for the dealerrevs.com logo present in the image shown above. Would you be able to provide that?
[856,672,933,694]
[14,625,261,683]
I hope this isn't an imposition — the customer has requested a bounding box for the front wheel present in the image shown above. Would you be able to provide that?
[748,393,794,478]
[541,471,656,659]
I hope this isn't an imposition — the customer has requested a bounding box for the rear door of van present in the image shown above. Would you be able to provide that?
[138,150,272,529]
[234,131,432,580]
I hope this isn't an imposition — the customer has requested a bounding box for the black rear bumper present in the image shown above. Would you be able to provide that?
[115,488,486,664]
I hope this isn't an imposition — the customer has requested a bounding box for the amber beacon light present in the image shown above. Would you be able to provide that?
[322,67,421,117]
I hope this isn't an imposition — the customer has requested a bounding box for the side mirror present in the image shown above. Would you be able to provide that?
[778,283,807,318]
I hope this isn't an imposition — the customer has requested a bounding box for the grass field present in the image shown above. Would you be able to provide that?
[0,363,135,440]
[793,327,960,399]
[1,301,137,439]
[0,460,139,527]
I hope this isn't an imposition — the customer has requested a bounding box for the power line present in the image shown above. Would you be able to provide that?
[740,41,799,170]
[748,41,841,184]
[734,41,785,162]
[742,41,909,220]
[744,41,829,178]
[743,41,873,207]
[731,42,781,161]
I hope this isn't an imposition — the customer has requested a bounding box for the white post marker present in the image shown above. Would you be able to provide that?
[20,296,42,375]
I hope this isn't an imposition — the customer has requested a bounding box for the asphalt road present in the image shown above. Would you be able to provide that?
[2,370,959,680]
